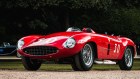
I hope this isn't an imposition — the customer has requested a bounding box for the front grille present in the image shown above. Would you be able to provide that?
[23,46,58,56]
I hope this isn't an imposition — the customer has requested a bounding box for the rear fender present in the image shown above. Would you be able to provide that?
[118,39,136,59]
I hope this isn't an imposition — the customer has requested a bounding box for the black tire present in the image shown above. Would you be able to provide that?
[21,56,42,71]
[118,47,133,70]
[71,43,94,71]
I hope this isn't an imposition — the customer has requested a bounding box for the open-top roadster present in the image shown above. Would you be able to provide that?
[17,27,136,71]
[0,42,16,56]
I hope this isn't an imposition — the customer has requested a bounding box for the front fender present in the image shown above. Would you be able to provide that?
[118,38,136,59]
[21,35,42,46]
[68,34,93,53]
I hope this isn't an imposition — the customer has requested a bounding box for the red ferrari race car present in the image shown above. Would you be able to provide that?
[17,27,136,71]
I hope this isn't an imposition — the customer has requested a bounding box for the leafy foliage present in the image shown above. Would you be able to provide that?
[0,0,112,9]
[0,0,140,43]
[113,0,140,7]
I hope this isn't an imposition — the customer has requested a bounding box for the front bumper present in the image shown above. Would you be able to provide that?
[17,44,83,60]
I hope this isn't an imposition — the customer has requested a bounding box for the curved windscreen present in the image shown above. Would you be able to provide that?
[66,27,81,32]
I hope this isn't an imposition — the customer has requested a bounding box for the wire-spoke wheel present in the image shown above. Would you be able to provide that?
[125,48,133,67]
[71,43,94,71]
[82,44,93,67]
[118,47,133,70]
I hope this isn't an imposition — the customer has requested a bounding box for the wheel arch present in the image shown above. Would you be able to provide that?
[87,41,98,59]
[120,38,136,58]
[119,45,136,59]
[127,45,135,57]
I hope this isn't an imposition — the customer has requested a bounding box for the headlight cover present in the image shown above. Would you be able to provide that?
[17,39,24,49]
[63,38,76,48]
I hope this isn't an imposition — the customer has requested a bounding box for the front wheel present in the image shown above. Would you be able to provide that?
[71,43,94,71]
[21,56,42,71]
[118,47,133,70]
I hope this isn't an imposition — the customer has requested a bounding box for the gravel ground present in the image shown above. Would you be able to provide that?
[0,70,139,79]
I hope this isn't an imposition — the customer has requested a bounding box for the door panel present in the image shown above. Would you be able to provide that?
[95,34,109,59]
[107,36,122,59]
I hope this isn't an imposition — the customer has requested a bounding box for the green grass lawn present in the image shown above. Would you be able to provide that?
[0,59,140,71]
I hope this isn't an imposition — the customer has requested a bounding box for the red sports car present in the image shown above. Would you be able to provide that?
[17,27,136,71]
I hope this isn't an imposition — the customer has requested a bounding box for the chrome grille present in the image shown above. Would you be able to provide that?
[23,46,58,56]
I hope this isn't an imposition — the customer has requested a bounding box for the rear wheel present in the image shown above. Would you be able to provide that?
[71,43,94,71]
[118,47,133,70]
[21,56,42,71]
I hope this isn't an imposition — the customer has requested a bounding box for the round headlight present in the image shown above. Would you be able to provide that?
[63,38,76,48]
[17,39,24,49]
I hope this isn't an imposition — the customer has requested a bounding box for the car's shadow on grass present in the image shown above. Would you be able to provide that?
[0,60,140,72]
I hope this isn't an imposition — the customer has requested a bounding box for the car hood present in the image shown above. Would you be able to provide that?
[24,32,83,47]
[45,32,83,38]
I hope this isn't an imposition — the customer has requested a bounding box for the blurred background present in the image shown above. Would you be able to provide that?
[0,0,140,55]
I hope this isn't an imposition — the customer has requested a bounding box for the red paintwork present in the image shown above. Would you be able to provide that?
[17,29,136,60]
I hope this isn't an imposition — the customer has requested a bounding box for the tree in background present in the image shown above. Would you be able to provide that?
[0,0,140,43]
